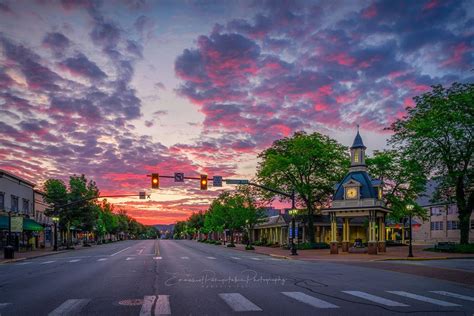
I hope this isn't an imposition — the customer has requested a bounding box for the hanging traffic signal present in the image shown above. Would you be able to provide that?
[151,173,159,189]
[200,175,208,190]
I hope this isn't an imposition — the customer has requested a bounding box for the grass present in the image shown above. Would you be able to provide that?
[425,243,474,254]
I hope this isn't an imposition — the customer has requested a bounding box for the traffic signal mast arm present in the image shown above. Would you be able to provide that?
[52,194,146,212]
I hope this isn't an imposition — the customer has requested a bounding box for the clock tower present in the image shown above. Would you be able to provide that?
[322,127,390,255]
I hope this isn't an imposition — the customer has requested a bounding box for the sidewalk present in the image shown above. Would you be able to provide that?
[0,247,70,264]
[225,243,474,262]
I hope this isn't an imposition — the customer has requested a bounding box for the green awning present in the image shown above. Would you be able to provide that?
[0,216,44,231]
[23,218,44,231]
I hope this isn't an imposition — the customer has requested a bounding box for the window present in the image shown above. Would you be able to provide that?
[471,220,474,230]
[11,195,19,212]
[430,207,443,216]
[354,149,359,162]
[378,187,382,200]
[22,199,29,214]
[0,192,4,210]
[430,221,443,231]
[447,221,459,230]
[447,204,458,215]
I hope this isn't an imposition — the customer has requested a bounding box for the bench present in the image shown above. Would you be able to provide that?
[435,242,456,251]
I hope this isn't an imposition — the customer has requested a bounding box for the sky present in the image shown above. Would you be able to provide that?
[0,0,472,225]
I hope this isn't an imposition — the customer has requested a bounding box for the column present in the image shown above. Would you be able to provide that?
[378,216,386,252]
[368,211,378,255]
[330,213,338,254]
[342,218,350,252]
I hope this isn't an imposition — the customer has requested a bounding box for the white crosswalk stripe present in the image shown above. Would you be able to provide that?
[343,291,408,307]
[16,262,31,265]
[230,257,241,260]
[250,257,262,261]
[97,258,107,261]
[430,291,474,302]
[40,261,56,264]
[140,295,171,315]
[206,256,216,260]
[48,299,90,316]
[219,293,262,312]
[387,291,461,307]
[0,303,11,309]
[282,292,339,309]
[153,256,163,260]
[180,256,189,260]
[126,257,134,261]
[68,259,81,263]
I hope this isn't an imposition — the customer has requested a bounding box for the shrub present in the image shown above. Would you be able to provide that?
[245,245,255,250]
[227,243,236,247]
[296,242,330,250]
[214,241,222,245]
[425,243,474,254]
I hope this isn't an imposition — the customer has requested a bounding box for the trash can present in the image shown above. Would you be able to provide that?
[4,245,14,259]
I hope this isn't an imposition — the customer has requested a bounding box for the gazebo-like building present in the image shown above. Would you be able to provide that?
[322,128,391,255]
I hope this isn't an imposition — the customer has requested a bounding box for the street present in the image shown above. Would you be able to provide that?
[0,240,473,315]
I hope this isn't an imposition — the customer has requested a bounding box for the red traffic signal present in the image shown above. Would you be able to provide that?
[151,173,159,189]
[200,175,208,190]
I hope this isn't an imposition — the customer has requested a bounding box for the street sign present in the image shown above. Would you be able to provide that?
[139,191,146,199]
[212,176,222,187]
[225,179,249,185]
[174,172,184,182]
[11,216,23,233]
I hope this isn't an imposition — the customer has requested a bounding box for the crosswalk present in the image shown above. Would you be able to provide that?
[0,290,472,315]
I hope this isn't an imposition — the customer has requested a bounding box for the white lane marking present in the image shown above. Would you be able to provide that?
[110,246,131,256]
[40,261,56,264]
[430,291,474,302]
[231,257,241,260]
[206,256,216,260]
[0,303,11,309]
[138,248,144,255]
[97,258,107,261]
[140,296,155,316]
[343,291,409,307]
[126,257,135,261]
[282,292,339,309]
[387,291,461,307]
[180,256,189,260]
[68,259,81,263]
[219,293,262,312]
[153,257,163,260]
[48,299,90,316]
[16,262,32,265]
[155,295,171,315]
[269,258,281,261]
[250,257,262,261]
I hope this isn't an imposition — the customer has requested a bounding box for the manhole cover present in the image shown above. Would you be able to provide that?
[118,299,144,306]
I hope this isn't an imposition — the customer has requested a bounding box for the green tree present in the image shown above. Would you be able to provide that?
[390,83,473,244]
[256,131,348,242]
[367,150,428,221]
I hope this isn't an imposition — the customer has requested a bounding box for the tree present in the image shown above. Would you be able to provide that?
[367,150,428,221]
[390,83,473,244]
[256,131,348,242]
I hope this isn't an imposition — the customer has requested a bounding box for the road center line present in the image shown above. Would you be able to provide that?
[110,246,131,256]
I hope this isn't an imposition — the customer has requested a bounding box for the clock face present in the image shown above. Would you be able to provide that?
[346,188,358,199]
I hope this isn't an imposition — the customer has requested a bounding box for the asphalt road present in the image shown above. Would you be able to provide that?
[0,239,473,315]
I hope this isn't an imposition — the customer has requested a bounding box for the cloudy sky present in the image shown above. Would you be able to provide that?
[0,0,472,224]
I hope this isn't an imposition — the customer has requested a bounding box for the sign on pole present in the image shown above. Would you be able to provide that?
[11,216,23,233]
[225,179,249,185]
[289,227,298,238]
[174,172,184,182]
[139,191,146,199]
[212,176,222,187]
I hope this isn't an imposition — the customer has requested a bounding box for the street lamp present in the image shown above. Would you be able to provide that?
[52,216,59,251]
[245,219,250,247]
[406,204,414,258]
[289,208,298,256]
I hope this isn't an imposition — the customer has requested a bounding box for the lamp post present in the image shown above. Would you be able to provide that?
[52,216,59,251]
[406,204,414,258]
[289,208,298,256]
[245,219,250,247]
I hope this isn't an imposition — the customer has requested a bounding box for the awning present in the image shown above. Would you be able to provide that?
[0,216,44,231]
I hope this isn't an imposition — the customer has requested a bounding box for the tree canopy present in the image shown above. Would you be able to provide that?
[390,82,473,244]
[256,131,348,242]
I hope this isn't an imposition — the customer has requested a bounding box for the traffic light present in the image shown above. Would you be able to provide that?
[200,175,208,190]
[151,173,159,189]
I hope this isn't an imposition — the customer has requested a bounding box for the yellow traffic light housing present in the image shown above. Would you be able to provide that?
[151,173,159,189]
[200,175,208,190]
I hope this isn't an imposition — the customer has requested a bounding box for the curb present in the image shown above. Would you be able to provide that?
[269,254,292,260]
[378,256,474,262]
[0,249,69,264]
